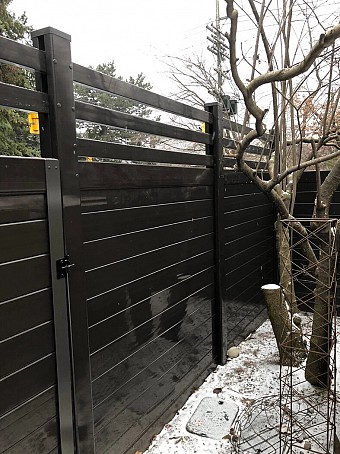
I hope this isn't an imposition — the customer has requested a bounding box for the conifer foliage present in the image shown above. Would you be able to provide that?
[0,0,39,156]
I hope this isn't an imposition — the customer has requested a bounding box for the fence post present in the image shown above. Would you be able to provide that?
[205,102,226,366]
[32,28,95,453]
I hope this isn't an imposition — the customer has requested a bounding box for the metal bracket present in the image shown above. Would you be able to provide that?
[56,255,74,279]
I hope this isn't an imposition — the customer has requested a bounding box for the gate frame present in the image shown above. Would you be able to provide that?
[32,27,95,453]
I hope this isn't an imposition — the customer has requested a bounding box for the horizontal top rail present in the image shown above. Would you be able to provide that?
[79,161,213,189]
[75,101,212,145]
[73,63,212,124]
[76,138,213,167]
[222,137,271,156]
[223,118,273,144]
[0,156,47,193]
[0,36,46,73]
[0,82,49,113]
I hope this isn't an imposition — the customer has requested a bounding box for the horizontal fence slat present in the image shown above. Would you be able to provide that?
[92,306,212,437]
[0,194,46,224]
[225,228,273,259]
[0,355,56,417]
[224,203,273,221]
[0,82,49,113]
[87,251,214,329]
[0,255,51,303]
[92,328,212,435]
[223,157,268,170]
[222,137,271,156]
[0,157,46,193]
[73,63,212,123]
[89,272,214,354]
[0,416,59,454]
[224,194,269,211]
[0,322,54,380]
[225,249,273,278]
[0,220,49,264]
[223,118,273,143]
[0,386,55,433]
[0,36,46,72]
[81,186,213,213]
[92,310,212,410]
[84,216,213,270]
[224,170,269,186]
[79,162,213,190]
[94,346,213,453]
[75,101,212,145]
[90,286,213,382]
[225,213,273,237]
[0,289,52,341]
[82,199,213,241]
[76,138,213,166]
[86,234,214,300]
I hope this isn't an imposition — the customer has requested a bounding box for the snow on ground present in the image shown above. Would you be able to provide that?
[144,317,339,454]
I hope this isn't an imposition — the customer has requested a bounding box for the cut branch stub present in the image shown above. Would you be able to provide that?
[261,284,307,366]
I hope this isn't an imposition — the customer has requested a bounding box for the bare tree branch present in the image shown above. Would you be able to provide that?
[247,23,340,93]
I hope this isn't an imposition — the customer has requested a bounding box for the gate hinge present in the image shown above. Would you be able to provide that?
[56,255,74,279]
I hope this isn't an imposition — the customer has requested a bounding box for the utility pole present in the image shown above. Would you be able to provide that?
[206,0,228,103]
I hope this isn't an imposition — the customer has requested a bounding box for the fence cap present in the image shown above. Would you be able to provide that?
[31,27,71,42]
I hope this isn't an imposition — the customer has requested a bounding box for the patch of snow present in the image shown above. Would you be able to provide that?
[261,284,280,290]
[144,316,339,454]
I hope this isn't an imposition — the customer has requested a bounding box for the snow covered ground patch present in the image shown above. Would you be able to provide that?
[144,317,339,454]
[144,320,282,454]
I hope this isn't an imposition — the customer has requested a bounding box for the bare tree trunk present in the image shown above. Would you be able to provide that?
[275,222,298,314]
[305,162,340,387]
[305,227,335,387]
[262,284,307,366]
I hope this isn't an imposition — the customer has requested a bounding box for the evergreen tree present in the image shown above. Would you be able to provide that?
[0,0,39,156]
[75,61,157,146]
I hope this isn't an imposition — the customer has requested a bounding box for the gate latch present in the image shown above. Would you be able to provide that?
[56,255,74,279]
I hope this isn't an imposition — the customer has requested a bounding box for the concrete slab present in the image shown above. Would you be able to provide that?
[186,397,239,440]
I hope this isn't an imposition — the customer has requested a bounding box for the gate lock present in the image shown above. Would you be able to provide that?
[56,255,75,279]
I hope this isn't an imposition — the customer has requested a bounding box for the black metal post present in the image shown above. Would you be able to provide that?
[32,28,95,453]
[205,102,226,365]
[44,159,75,453]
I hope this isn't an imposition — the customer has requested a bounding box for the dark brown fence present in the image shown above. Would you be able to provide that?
[223,173,275,346]
[80,163,215,453]
[293,172,340,309]
[0,157,63,454]
[0,28,276,454]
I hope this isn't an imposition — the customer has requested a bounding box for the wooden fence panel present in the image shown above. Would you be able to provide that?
[223,172,275,346]
[0,157,59,454]
[80,161,215,453]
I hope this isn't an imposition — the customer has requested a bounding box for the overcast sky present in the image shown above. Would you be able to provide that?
[10,0,220,94]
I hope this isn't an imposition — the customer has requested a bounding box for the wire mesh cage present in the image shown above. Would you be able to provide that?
[231,219,338,454]
[278,218,338,453]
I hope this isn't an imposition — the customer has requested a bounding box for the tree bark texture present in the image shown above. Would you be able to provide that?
[262,284,307,366]
[305,227,336,388]
[276,222,298,314]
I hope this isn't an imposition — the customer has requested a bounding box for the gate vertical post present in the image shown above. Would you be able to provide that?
[45,159,75,453]
[205,102,226,365]
[32,27,95,453]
